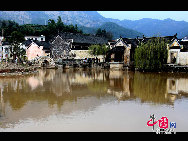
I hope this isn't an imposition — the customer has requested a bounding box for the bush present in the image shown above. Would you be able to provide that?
[134,37,169,71]
[89,44,109,56]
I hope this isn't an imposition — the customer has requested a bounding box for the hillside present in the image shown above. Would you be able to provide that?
[1,11,188,38]
[0,11,107,27]
[99,22,143,39]
[110,18,188,38]
[78,22,143,39]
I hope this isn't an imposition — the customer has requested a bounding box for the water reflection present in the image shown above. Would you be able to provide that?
[0,69,188,129]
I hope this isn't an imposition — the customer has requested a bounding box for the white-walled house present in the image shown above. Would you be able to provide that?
[0,35,49,62]
[26,41,46,61]
[1,42,11,60]
[24,35,45,42]
[167,38,188,65]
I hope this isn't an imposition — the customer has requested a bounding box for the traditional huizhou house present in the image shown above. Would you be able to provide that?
[179,36,188,52]
[167,35,188,65]
[1,41,11,61]
[23,39,51,61]
[167,39,182,64]
[106,34,178,69]
[51,35,73,60]
[25,35,45,42]
[51,33,108,60]
[106,37,136,69]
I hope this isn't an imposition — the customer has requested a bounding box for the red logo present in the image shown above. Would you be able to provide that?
[147,115,168,129]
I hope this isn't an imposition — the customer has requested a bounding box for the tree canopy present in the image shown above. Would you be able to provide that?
[89,44,109,56]
[0,17,83,41]
[8,31,25,63]
[134,37,169,71]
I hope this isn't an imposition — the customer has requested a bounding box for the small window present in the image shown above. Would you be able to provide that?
[41,38,43,41]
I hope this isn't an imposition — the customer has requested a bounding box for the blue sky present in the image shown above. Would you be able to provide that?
[97,11,188,22]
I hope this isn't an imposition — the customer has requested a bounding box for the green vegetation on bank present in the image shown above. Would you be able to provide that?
[134,37,170,71]
[89,44,109,56]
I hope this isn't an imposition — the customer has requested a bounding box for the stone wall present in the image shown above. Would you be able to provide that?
[71,50,104,61]
[179,52,188,65]
[109,62,124,70]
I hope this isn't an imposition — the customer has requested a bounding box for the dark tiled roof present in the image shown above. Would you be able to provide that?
[23,39,51,50]
[51,32,108,45]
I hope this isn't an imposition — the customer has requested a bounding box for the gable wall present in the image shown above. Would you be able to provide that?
[26,44,45,61]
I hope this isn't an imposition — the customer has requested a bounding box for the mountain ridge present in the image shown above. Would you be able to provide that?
[1,11,188,38]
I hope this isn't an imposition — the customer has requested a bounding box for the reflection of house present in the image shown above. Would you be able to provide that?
[167,78,188,95]
[167,79,178,94]
[107,71,132,100]
[27,77,43,90]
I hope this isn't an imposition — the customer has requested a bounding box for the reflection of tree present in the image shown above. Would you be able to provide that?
[87,80,108,94]
[3,77,30,110]
[133,72,170,105]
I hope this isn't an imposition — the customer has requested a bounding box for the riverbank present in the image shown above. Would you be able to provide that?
[0,63,39,76]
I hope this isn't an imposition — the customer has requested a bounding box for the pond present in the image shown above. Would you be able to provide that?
[0,69,188,132]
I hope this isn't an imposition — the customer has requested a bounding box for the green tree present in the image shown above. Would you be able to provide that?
[47,19,57,36]
[96,28,102,36]
[18,24,35,35]
[56,16,64,33]
[8,31,25,64]
[89,44,109,61]
[0,20,19,37]
[96,28,113,40]
[134,37,169,71]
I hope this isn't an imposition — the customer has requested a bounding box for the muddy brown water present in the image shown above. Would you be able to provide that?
[0,69,188,132]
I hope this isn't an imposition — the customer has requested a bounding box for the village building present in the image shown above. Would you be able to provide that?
[1,41,11,60]
[0,35,50,62]
[51,33,108,60]
[106,34,179,69]
[24,35,45,42]
[51,35,72,60]
[23,40,50,61]
[167,36,188,65]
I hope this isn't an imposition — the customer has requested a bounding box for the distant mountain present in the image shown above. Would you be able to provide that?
[99,22,143,39]
[78,22,143,39]
[0,11,107,27]
[110,18,188,38]
[1,11,188,38]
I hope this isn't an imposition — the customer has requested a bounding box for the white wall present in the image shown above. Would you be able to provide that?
[179,52,188,65]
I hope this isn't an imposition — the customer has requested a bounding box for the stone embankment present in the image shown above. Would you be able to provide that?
[0,63,38,76]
